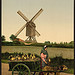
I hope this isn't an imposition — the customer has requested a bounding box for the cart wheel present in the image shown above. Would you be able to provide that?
[12,64,30,75]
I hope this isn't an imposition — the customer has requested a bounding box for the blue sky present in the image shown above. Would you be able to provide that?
[2,0,74,43]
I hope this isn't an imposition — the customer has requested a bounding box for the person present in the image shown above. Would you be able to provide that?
[34,45,48,75]
[40,45,48,69]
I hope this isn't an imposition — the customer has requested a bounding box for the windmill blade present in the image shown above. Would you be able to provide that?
[17,10,29,22]
[35,30,40,37]
[15,24,26,36]
[30,8,43,22]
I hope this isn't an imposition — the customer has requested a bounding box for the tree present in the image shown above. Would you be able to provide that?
[53,42,57,45]
[60,42,63,44]
[69,41,74,44]
[1,35,6,41]
[44,41,50,44]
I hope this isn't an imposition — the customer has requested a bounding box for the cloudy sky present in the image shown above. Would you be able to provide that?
[2,0,74,43]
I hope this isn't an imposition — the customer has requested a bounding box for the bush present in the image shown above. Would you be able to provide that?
[50,56,74,69]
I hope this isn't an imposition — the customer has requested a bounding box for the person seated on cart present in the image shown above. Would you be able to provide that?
[40,45,48,69]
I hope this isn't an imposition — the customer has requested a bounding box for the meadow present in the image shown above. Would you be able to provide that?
[2,46,74,59]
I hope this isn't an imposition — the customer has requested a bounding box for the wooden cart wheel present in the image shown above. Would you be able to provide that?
[12,64,30,75]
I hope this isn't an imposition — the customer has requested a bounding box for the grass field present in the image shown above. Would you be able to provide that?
[2,46,74,59]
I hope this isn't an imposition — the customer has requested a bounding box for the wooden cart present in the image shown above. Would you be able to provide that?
[8,58,41,75]
[8,57,64,75]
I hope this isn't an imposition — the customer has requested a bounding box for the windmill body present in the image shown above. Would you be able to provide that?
[26,21,36,36]
[25,21,36,42]
[10,8,43,43]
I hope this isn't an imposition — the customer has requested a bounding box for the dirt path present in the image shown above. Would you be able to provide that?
[1,63,12,75]
[1,63,74,75]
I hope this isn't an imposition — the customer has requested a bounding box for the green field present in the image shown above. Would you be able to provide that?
[2,46,74,59]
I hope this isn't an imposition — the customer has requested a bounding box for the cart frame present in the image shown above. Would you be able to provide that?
[8,59,64,75]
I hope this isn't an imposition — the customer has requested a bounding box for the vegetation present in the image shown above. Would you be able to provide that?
[2,41,74,48]
[2,41,25,46]
[1,35,6,41]
[1,52,74,74]
[50,56,74,74]
[1,35,74,48]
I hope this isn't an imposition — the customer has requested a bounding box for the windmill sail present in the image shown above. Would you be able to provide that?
[15,24,26,36]
[17,10,29,22]
[35,30,40,37]
[30,8,43,22]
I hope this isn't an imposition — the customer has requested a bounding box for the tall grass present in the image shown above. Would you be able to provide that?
[2,46,74,59]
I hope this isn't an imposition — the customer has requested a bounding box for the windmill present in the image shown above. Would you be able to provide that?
[10,8,43,43]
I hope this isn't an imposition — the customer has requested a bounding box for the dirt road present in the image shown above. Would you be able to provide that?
[1,63,74,75]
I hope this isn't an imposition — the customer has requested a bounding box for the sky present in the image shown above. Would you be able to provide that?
[2,0,74,43]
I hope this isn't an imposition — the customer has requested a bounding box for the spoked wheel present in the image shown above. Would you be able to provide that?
[12,64,30,75]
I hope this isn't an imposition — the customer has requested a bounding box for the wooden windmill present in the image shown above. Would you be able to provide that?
[11,8,43,43]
